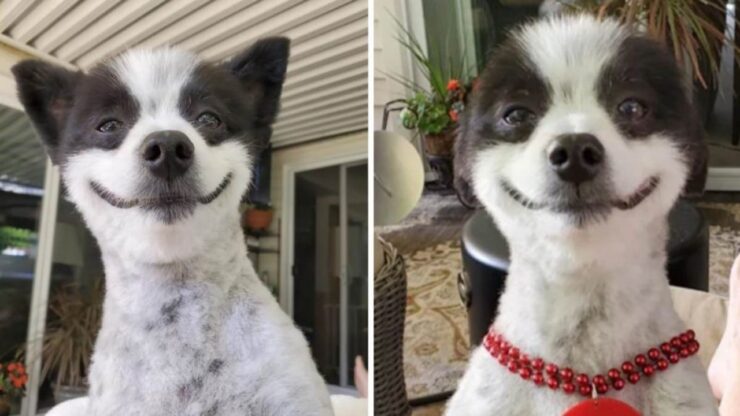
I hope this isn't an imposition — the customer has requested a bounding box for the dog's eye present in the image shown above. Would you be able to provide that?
[97,120,122,133]
[195,112,221,128]
[618,99,647,120]
[502,107,535,126]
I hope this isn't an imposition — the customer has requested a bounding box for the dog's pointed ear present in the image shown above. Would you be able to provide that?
[454,118,481,209]
[12,60,81,165]
[224,37,290,129]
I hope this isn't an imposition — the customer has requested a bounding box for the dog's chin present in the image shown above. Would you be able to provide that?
[89,173,233,224]
[500,176,660,226]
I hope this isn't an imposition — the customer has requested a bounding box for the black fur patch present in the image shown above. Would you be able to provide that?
[161,296,184,325]
[597,35,706,194]
[454,37,550,207]
[208,359,224,375]
[179,37,290,153]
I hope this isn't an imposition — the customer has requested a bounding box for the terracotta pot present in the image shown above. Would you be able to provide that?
[243,208,274,234]
[422,127,456,158]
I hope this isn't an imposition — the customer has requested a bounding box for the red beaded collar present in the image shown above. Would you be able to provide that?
[483,328,700,397]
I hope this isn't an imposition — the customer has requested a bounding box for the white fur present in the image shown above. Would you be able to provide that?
[446,16,718,415]
[47,48,334,415]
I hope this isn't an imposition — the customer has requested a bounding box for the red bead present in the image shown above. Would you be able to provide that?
[613,378,626,390]
[642,364,655,376]
[501,341,510,351]
[621,362,635,373]
[520,355,530,367]
[679,348,689,358]
[545,363,559,376]
[634,354,647,366]
[509,347,520,359]
[576,373,589,385]
[680,334,690,344]
[657,359,669,370]
[519,367,532,380]
[532,372,545,386]
[669,353,680,364]
[508,361,520,373]
[628,373,640,384]
[660,342,673,354]
[596,383,609,394]
[686,329,696,340]
[563,382,576,394]
[532,358,544,370]
[493,333,502,343]
[592,375,606,385]
[579,384,592,397]
[560,368,574,381]
[648,348,661,361]
[498,354,509,365]
[547,377,559,389]
[688,341,700,355]
[671,337,682,347]
[608,368,621,380]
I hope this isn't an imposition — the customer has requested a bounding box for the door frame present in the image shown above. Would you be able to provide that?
[279,152,366,387]
[279,150,366,316]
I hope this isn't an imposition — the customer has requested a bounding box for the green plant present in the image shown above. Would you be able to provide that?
[39,281,103,388]
[569,0,738,88]
[0,226,34,252]
[390,15,472,135]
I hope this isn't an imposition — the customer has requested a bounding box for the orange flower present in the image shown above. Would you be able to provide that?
[7,363,16,372]
[449,109,459,122]
[447,79,460,91]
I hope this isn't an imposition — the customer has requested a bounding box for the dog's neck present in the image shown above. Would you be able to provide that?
[494,214,678,368]
[96,220,252,326]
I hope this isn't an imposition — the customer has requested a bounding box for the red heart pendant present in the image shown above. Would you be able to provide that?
[562,397,641,416]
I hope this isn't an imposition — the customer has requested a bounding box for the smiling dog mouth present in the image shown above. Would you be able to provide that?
[501,176,660,213]
[90,172,233,211]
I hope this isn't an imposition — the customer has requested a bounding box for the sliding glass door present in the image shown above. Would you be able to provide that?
[291,161,368,388]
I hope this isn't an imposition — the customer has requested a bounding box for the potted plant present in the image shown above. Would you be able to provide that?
[0,362,28,416]
[242,202,274,235]
[391,20,473,186]
[400,79,469,159]
[39,281,103,404]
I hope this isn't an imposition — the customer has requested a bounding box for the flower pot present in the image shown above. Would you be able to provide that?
[422,127,456,158]
[0,397,10,416]
[243,208,274,235]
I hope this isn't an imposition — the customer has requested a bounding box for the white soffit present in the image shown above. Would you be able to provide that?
[0,0,368,158]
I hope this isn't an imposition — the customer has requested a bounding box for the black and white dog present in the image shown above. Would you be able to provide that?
[448,15,717,415]
[13,39,334,415]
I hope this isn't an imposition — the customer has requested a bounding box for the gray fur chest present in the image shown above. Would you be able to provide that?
[87,279,271,415]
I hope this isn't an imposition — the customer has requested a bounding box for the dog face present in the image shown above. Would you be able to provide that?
[456,16,704,242]
[13,38,289,263]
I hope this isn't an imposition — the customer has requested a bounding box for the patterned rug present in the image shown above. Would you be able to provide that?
[402,202,740,407]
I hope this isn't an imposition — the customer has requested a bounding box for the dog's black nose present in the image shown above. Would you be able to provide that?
[547,133,604,184]
[140,130,194,180]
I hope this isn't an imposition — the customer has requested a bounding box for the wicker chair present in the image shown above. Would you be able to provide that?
[374,237,412,416]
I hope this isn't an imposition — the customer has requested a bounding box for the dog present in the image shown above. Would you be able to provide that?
[13,38,334,416]
[448,15,718,415]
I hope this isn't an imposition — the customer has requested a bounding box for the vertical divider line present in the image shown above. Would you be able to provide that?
[339,163,349,387]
